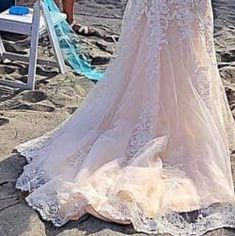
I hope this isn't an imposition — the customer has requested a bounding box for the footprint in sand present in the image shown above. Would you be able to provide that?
[66,107,77,114]
[17,91,54,112]
[225,87,235,110]
[0,117,9,126]
[3,41,28,55]
[19,91,48,103]
[17,66,28,76]
[12,103,55,112]
[0,66,15,75]
[0,91,55,112]
[0,100,55,112]
[219,49,235,63]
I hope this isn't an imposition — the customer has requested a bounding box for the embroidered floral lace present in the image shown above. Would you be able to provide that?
[16,1,235,235]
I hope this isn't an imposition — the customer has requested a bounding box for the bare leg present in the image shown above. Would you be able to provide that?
[54,0,60,6]
[62,0,75,25]
[56,0,94,36]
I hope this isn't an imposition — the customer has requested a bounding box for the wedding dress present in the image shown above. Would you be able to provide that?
[16,0,235,235]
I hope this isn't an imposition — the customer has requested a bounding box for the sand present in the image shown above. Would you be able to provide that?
[0,0,235,235]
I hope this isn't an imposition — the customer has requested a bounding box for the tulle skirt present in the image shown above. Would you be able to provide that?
[16,1,235,235]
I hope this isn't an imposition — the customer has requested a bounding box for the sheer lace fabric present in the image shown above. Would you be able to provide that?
[16,0,235,235]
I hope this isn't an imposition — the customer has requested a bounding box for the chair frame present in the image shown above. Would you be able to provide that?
[0,0,67,90]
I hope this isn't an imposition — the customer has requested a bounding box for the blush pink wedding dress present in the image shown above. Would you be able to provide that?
[16,0,235,235]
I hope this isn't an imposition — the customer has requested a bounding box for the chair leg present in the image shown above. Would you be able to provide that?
[41,1,67,74]
[27,0,41,90]
[0,34,6,62]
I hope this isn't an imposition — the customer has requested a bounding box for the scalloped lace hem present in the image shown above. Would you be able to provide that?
[16,179,235,236]
[15,141,235,235]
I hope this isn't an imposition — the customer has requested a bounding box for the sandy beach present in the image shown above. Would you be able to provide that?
[0,0,235,235]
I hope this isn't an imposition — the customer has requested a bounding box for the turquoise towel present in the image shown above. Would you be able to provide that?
[44,0,104,81]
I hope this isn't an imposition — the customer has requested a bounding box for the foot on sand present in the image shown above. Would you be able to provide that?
[72,23,100,36]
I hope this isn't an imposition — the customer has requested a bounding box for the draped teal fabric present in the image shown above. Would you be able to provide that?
[44,0,103,81]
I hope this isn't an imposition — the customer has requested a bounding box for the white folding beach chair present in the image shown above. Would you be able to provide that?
[0,0,67,90]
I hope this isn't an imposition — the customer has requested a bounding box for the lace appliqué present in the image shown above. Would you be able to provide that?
[126,103,154,160]
[18,181,235,235]
[114,202,235,236]
[16,144,91,192]
[162,147,188,189]
[16,167,48,192]
[172,0,196,39]
[197,1,218,66]
[192,59,211,108]
[68,145,92,167]
[27,192,68,226]
[124,0,209,42]
[26,191,89,227]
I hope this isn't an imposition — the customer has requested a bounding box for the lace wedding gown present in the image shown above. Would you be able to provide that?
[16,0,235,235]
